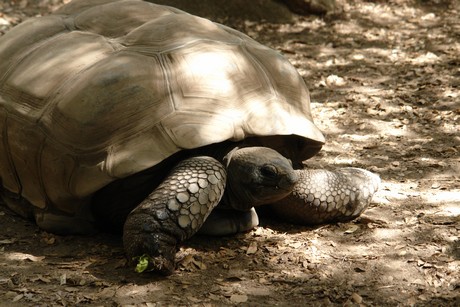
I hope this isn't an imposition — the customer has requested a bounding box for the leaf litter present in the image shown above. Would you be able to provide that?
[0,0,459,306]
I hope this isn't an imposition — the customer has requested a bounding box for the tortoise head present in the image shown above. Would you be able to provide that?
[222,147,298,210]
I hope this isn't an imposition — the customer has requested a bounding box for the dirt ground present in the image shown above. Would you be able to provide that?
[0,0,459,306]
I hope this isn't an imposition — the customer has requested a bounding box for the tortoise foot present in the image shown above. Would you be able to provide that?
[198,207,259,236]
[270,167,380,225]
[123,156,226,274]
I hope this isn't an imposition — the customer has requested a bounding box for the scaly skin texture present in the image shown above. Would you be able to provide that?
[270,167,381,225]
[123,156,226,275]
[123,148,380,275]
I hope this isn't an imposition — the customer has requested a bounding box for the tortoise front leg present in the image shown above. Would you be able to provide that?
[270,168,380,225]
[123,156,226,275]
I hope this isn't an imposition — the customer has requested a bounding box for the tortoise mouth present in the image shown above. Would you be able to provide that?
[253,176,298,206]
[279,170,299,190]
[261,164,298,192]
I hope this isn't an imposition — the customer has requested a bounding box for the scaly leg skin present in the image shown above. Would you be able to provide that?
[270,168,380,225]
[123,156,226,275]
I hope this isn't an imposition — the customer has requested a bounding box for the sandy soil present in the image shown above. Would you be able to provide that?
[0,0,458,306]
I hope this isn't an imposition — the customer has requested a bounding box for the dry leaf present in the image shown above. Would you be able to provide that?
[230,294,248,303]
[344,225,359,234]
[31,275,51,283]
[7,252,44,262]
[246,242,258,255]
[0,239,15,244]
[60,273,66,285]
[351,293,363,304]
[44,237,55,245]
[192,258,207,270]
[12,294,23,302]
[288,242,303,249]
[65,287,79,292]
[326,74,346,87]
[178,254,206,271]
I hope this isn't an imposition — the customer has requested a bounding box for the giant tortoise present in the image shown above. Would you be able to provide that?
[0,0,380,274]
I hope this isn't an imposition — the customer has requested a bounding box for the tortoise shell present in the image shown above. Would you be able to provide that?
[0,0,324,216]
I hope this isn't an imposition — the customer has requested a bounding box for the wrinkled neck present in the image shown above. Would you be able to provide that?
[220,178,256,211]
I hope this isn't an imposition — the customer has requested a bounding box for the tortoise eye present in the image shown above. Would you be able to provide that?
[261,165,278,178]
